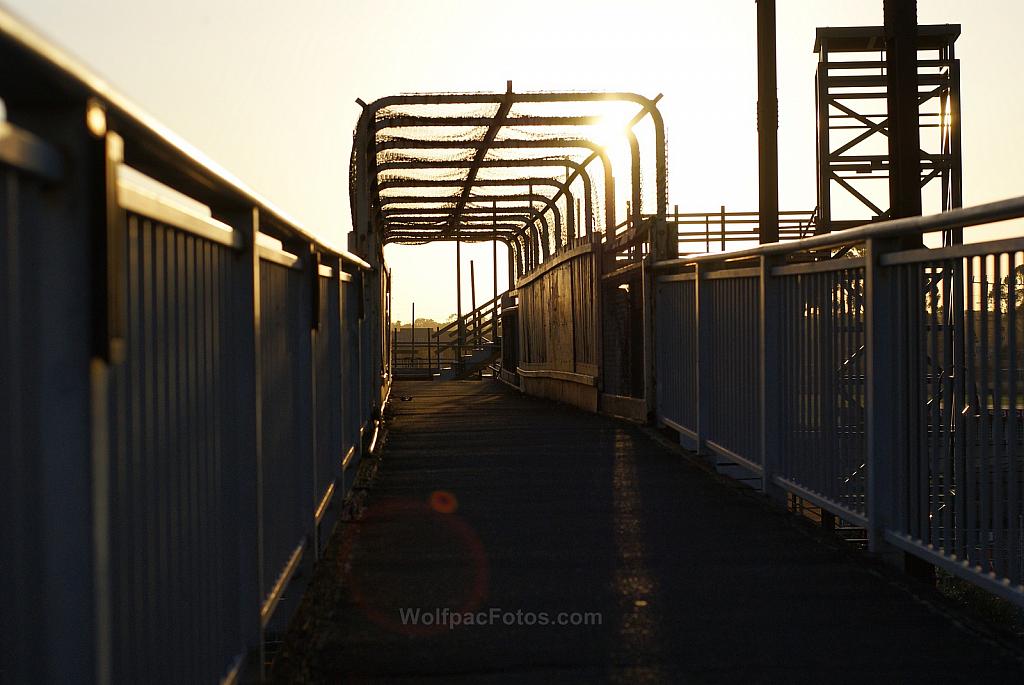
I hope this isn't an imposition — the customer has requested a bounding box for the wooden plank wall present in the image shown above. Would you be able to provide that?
[515,240,600,410]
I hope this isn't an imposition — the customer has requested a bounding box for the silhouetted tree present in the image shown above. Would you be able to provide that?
[988,264,1024,312]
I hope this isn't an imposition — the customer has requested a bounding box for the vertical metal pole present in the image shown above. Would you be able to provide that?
[493,201,498,335]
[885,0,922,223]
[949,50,963,242]
[90,127,128,685]
[757,0,780,244]
[673,204,679,255]
[411,302,415,368]
[564,167,573,248]
[575,197,582,244]
[470,260,477,346]
[508,242,516,287]
[456,226,464,364]
[815,37,832,234]
[720,206,726,252]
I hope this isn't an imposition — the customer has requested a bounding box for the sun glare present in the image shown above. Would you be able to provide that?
[589,116,634,180]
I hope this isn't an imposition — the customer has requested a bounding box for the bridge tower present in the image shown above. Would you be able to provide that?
[813,24,962,234]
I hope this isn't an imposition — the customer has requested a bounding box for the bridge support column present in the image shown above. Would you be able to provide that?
[884,0,922,225]
[757,0,779,245]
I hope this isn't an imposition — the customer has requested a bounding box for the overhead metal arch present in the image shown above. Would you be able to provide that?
[377,157,597,236]
[349,88,670,273]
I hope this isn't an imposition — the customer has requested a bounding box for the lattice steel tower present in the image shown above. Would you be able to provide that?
[814,25,962,234]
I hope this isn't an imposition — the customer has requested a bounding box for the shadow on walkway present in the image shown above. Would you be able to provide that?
[271,380,1023,683]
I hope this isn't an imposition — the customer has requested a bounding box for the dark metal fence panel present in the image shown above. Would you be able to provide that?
[888,251,1024,589]
[777,265,867,518]
[258,256,314,607]
[652,200,1024,608]
[104,212,244,683]
[1,17,381,681]
[654,277,697,433]
[705,275,761,465]
[1,155,97,684]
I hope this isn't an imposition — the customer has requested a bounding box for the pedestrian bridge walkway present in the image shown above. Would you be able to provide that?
[7,8,1024,683]
[270,381,1022,682]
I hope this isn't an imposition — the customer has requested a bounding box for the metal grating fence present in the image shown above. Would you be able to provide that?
[705,274,761,466]
[891,252,1024,587]
[654,277,697,433]
[653,198,1024,609]
[258,257,315,605]
[108,214,243,681]
[0,97,380,684]
[777,265,867,518]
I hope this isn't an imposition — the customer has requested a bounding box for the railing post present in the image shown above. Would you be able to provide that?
[224,206,264,679]
[865,236,901,556]
[695,264,712,457]
[759,255,784,499]
[642,259,654,418]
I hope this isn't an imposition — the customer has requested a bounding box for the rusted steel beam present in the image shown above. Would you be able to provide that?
[375,115,603,130]
[377,157,595,235]
[386,224,524,232]
[447,83,514,236]
[380,194,559,247]
[377,136,605,154]
[383,210,547,249]
[365,90,662,110]
[379,193,557,206]
[353,89,667,265]
[378,177,568,191]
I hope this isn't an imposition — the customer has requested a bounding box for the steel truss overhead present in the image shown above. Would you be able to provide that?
[349,86,671,277]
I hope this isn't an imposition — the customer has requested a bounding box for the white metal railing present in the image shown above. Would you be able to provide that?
[654,195,1024,608]
[0,13,386,683]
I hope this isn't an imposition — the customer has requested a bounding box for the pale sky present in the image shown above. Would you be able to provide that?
[5,0,1022,321]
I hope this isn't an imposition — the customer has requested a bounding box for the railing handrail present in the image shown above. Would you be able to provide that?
[654,195,1024,268]
[431,294,502,339]
[660,209,816,221]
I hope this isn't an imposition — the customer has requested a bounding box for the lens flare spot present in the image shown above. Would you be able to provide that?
[429,490,458,513]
